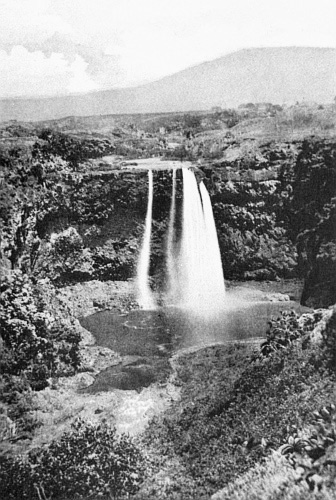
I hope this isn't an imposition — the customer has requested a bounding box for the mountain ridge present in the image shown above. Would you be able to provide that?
[1,47,335,122]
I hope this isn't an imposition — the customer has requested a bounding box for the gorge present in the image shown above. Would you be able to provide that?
[0,110,335,500]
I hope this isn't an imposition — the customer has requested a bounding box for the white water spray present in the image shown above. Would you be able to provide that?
[136,170,156,309]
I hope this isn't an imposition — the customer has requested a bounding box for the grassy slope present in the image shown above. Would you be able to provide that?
[135,311,336,499]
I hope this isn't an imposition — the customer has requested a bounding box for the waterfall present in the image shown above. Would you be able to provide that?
[166,168,178,300]
[136,170,156,310]
[199,180,226,309]
[136,166,225,315]
[179,168,208,312]
[178,169,225,315]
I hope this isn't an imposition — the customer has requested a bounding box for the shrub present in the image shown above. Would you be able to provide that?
[317,307,336,372]
[0,271,54,385]
[0,455,36,500]
[42,228,94,284]
[35,130,115,168]
[280,404,336,494]
[0,271,81,390]
[259,310,323,356]
[91,239,137,281]
[0,419,146,500]
[50,227,83,257]
[0,147,70,270]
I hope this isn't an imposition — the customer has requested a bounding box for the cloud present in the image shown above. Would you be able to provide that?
[0,46,96,97]
[19,33,124,88]
[0,0,72,47]
[0,0,335,97]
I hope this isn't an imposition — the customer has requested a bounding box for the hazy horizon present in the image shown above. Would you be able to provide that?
[1,45,335,102]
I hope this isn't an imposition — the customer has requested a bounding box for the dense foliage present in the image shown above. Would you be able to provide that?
[36,129,115,168]
[37,227,138,285]
[259,310,323,355]
[0,147,70,270]
[0,419,145,500]
[280,403,336,493]
[0,271,81,390]
[0,142,146,283]
[213,401,336,500]
[137,309,336,499]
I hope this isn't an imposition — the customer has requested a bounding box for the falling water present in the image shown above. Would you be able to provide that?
[199,180,226,308]
[136,170,156,309]
[179,168,208,312]
[136,166,225,315]
[177,169,225,315]
[166,168,178,300]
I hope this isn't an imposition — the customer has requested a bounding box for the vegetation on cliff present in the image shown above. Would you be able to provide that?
[0,271,81,391]
[0,142,143,283]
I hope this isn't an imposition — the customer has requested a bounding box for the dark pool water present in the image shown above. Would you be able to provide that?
[79,299,308,393]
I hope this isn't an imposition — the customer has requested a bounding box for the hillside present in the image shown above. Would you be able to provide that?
[1,47,335,122]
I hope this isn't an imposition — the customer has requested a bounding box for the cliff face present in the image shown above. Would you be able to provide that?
[289,139,336,307]
[24,156,298,287]
[204,138,336,307]
[1,128,334,306]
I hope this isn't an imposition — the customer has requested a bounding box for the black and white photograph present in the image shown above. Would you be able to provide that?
[0,1,335,499]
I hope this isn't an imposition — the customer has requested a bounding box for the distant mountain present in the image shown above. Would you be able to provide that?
[1,47,335,122]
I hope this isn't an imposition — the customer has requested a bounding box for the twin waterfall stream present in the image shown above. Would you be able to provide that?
[136,168,226,316]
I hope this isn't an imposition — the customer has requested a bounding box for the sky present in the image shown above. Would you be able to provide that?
[0,0,335,98]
